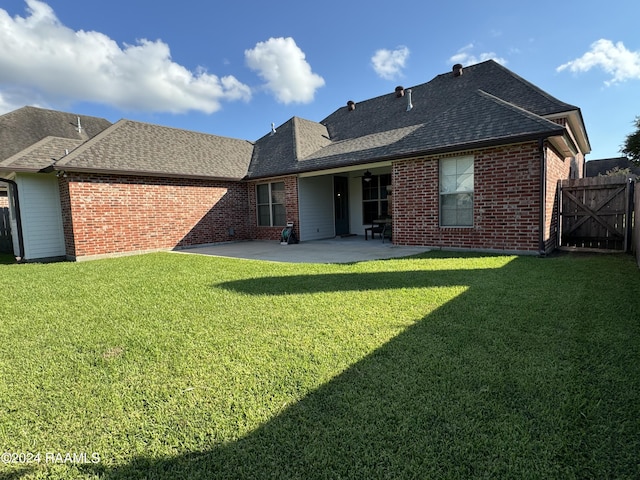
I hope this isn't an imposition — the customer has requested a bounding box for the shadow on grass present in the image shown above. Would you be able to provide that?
[80,256,637,479]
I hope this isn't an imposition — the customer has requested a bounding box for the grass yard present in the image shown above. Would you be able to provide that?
[0,250,639,479]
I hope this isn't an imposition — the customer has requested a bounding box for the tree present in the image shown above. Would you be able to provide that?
[621,116,640,165]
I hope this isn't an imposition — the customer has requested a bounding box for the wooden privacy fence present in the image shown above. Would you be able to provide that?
[0,207,12,254]
[635,182,640,267]
[559,177,634,252]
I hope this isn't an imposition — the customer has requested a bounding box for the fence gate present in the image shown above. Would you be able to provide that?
[0,207,12,254]
[559,177,634,252]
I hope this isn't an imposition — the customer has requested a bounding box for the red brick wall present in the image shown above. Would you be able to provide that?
[59,173,251,259]
[544,143,571,253]
[248,176,299,241]
[393,142,543,253]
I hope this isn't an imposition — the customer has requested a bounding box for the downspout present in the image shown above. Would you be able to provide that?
[538,139,547,256]
[0,179,25,261]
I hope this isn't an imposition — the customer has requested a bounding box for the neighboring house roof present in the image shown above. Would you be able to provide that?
[247,60,585,179]
[585,157,640,177]
[0,106,111,163]
[0,136,83,172]
[55,119,254,180]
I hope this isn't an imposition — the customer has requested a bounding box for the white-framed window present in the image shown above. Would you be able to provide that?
[440,155,474,227]
[257,181,286,226]
[362,173,391,224]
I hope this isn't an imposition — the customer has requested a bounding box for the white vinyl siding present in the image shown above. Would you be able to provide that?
[298,176,334,241]
[17,174,65,259]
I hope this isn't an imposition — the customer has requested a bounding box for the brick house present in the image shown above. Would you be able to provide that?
[0,60,590,261]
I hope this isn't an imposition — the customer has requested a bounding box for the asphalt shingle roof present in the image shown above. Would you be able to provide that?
[2,60,584,182]
[0,136,84,172]
[0,106,111,163]
[56,120,254,180]
[248,60,573,178]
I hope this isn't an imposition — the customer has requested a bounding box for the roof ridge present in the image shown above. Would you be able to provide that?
[115,117,252,142]
[475,89,566,130]
[486,60,578,112]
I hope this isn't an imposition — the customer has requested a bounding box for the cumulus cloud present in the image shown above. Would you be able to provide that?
[0,0,251,114]
[557,39,640,86]
[371,46,410,80]
[245,37,325,104]
[449,44,507,67]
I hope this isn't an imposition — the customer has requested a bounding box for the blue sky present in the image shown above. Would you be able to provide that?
[1,0,639,161]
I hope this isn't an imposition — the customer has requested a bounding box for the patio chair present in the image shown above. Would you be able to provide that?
[364,220,384,240]
[382,222,392,243]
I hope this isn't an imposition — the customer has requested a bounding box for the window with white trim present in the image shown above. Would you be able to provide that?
[257,182,286,226]
[362,173,391,224]
[440,155,474,226]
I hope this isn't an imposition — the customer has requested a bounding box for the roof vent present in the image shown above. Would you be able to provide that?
[270,122,276,136]
[453,63,463,77]
[347,100,356,111]
[77,116,82,134]
[395,86,405,98]
[406,89,413,112]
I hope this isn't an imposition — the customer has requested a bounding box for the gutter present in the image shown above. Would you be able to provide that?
[51,166,246,183]
[0,178,25,261]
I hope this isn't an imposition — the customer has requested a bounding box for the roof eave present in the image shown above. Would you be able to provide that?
[246,130,565,180]
[545,110,591,154]
[53,165,245,182]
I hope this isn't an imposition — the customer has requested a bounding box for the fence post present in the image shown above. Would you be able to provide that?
[635,182,640,267]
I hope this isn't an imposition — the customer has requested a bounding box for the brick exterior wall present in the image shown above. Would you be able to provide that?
[544,143,572,253]
[53,139,575,259]
[248,176,299,241]
[59,173,252,259]
[392,142,544,253]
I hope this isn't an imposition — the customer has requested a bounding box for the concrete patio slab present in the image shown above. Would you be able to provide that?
[173,236,431,264]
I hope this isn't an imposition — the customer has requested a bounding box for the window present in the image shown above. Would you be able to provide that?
[362,174,391,224]
[440,156,474,226]
[257,182,286,226]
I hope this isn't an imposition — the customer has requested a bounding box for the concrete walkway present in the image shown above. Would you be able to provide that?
[174,236,431,264]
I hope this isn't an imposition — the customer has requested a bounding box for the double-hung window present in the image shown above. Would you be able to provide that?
[257,182,286,226]
[362,173,391,224]
[440,156,474,226]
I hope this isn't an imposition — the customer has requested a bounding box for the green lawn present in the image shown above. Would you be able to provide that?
[1,251,639,479]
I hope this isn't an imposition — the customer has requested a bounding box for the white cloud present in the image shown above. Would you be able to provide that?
[449,44,507,67]
[371,46,410,80]
[0,0,251,114]
[245,37,325,104]
[557,39,640,86]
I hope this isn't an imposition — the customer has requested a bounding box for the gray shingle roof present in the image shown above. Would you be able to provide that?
[0,136,84,172]
[1,60,585,182]
[0,106,111,162]
[248,60,574,178]
[56,119,254,180]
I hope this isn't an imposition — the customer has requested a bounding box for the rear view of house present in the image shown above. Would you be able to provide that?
[0,60,590,261]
